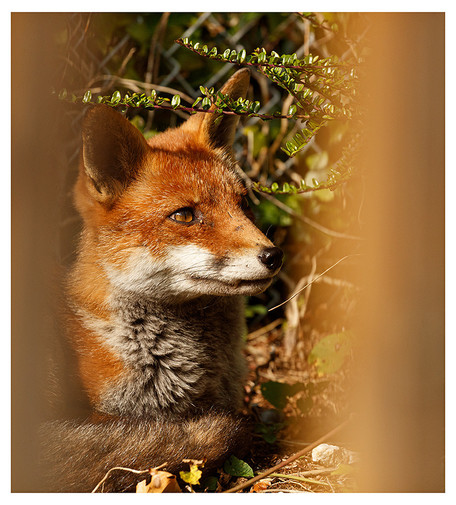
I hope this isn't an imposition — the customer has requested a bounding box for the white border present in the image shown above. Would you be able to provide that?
[5,4,454,503]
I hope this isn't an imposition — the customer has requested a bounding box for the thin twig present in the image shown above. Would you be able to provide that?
[92,466,148,493]
[223,418,351,493]
[91,463,168,493]
[247,318,284,341]
[269,254,360,312]
[270,472,332,487]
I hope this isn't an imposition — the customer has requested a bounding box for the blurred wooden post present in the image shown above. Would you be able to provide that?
[355,13,445,492]
[11,13,67,492]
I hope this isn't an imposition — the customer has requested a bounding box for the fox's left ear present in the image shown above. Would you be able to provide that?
[182,68,250,151]
[81,105,150,204]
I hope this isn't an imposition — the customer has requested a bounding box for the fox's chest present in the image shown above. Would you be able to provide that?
[86,296,247,416]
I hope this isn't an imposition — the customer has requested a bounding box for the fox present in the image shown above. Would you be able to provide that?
[40,68,283,492]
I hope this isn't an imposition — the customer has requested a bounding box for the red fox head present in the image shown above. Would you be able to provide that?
[75,69,283,302]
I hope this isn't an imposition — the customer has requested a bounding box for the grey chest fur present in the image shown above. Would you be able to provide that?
[94,295,247,416]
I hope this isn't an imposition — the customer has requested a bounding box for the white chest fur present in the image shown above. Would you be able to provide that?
[77,294,247,416]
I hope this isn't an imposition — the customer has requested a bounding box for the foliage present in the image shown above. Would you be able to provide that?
[176,36,360,160]
[260,380,305,410]
[223,455,254,478]
[60,12,364,195]
[308,331,354,376]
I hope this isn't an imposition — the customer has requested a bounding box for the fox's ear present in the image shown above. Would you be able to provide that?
[81,105,149,204]
[182,68,250,151]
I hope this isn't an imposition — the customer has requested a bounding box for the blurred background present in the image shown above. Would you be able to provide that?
[11,12,444,493]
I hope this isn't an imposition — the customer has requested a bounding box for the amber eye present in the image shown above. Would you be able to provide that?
[169,208,195,224]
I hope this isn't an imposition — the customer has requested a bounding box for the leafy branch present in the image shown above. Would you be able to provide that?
[58,86,309,121]
[60,13,364,195]
[176,38,360,157]
[254,132,361,195]
[175,38,356,73]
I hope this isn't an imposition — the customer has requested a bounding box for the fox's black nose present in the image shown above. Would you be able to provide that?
[258,247,283,271]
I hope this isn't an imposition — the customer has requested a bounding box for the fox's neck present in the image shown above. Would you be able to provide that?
[67,265,247,416]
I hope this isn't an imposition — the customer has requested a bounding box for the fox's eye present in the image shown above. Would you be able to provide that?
[169,208,195,224]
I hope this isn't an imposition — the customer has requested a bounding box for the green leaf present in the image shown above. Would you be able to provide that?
[213,113,224,126]
[110,90,121,105]
[258,50,267,63]
[202,476,218,491]
[270,50,279,61]
[260,381,305,410]
[82,90,92,103]
[288,104,297,116]
[223,456,254,478]
[254,422,284,444]
[179,464,202,486]
[201,97,211,110]
[285,141,297,154]
[308,331,354,375]
[192,96,202,108]
[171,94,181,109]
[245,303,268,319]
[297,396,313,414]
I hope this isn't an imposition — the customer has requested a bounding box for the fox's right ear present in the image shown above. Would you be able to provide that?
[81,105,149,204]
[181,68,250,152]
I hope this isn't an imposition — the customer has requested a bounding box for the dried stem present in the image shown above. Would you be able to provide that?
[270,472,332,487]
[91,463,168,493]
[269,254,360,312]
[223,418,351,493]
